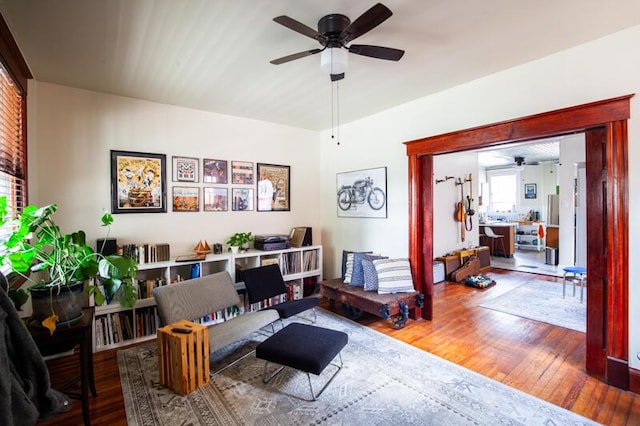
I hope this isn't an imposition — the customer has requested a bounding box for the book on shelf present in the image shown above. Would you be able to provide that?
[261,257,279,266]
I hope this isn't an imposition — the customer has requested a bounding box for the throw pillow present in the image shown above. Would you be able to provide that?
[350,252,378,287]
[343,253,355,283]
[342,251,371,284]
[341,250,352,279]
[362,259,379,291]
[374,258,415,294]
[359,254,388,290]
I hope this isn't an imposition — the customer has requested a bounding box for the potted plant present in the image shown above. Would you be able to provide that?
[0,196,138,333]
[226,232,252,253]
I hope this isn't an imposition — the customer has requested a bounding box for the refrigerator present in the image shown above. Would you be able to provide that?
[547,194,559,226]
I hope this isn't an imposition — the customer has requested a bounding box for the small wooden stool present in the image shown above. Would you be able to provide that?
[157,320,210,395]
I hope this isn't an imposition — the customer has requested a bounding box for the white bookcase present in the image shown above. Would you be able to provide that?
[515,221,545,251]
[92,245,323,352]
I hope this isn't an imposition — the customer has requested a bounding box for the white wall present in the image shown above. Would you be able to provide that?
[558,134,586,266]
[433,151,479,257]
[27,82,322,256]
[319,25,640,368]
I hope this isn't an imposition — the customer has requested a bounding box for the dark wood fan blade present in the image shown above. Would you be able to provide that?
[330,73,345,81]
[273,16,325,42]
[348,44,404,61]
[342,3,392,43]
[270,48,322,65]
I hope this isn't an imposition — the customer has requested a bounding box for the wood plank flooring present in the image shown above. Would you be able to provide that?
[39,269,640,425]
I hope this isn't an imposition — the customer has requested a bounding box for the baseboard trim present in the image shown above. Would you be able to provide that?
[629,366,640,394]
[606,356,629,390]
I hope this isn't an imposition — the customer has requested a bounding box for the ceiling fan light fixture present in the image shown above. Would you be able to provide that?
[320,47,348,74]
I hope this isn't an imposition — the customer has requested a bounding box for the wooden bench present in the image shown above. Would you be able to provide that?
[319,278,423,329]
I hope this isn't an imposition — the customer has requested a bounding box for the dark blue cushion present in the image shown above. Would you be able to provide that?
[256,323,348,375]
[268,297,319,319]
[351,254,386,287]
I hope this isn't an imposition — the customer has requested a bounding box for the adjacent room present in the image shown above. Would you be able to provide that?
[0,1,639,425]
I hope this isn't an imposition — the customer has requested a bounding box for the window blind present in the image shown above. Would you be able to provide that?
[0,62,26,210]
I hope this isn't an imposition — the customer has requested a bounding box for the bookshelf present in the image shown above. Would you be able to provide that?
[92,245,322,352]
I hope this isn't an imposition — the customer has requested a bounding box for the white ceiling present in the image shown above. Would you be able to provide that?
[1,0,640,131]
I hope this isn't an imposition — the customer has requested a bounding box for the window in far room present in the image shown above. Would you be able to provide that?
[487,170,518,212]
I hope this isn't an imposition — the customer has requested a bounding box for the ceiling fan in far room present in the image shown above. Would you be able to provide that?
[513,156,539,167]
[269,3,405,81]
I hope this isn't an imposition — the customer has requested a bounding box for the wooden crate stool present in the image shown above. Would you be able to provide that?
[157,320,210,396]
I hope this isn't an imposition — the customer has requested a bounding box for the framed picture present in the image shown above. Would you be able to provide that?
[231,161,254,184]
[203,187,228,211]
[524,183,537,199]
[172,186,199,212]
[256,163,290,211]
[231,188,254,211]
[336,166,387,218]
[172,156,199,182]
[111,150,166,214]
[203,159,228,184]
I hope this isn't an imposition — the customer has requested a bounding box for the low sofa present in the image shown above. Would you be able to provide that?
[152,271,279,354]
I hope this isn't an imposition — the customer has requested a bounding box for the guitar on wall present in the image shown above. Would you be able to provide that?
[465,173,475,231]
[454,177,466,242]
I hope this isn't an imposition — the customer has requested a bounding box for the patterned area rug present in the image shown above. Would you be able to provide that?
[479,280,586,332]
[118,309,596,425]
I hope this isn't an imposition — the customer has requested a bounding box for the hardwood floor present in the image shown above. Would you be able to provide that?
[39,269,639,425]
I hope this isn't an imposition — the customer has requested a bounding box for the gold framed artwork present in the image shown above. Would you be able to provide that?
[256,163,290,211]
[111,150,166,214]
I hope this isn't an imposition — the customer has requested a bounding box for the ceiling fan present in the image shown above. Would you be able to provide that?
[514,156,539,167]
[270,3,405,81]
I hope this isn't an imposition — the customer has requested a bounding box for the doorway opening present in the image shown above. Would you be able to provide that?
[405,95,631,389]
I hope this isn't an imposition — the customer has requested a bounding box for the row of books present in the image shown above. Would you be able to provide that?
[95,306,158,348]
[119,243,171,264]
[193,305,244,325]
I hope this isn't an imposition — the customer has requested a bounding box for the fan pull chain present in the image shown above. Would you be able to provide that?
[330,81,340,145]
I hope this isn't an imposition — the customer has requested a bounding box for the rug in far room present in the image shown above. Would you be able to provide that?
[478,279,585,332]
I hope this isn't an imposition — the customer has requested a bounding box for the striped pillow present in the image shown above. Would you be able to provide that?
[343,251,371,284]
[373,258,415,294]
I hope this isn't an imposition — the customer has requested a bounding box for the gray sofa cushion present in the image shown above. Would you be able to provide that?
[208,309,278,352]
[153,271,242,325]
[153,271,279,354]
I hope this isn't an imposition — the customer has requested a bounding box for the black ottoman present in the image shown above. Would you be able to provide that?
[256,323,348,400]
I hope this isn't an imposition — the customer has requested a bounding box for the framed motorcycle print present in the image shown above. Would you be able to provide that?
[256,163,290,211]
[336,166,387,218]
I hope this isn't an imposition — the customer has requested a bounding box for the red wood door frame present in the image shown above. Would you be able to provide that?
[404,95,631,389]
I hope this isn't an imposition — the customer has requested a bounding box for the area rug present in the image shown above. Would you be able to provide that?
[118,309,597,425]
[479,280,586,332]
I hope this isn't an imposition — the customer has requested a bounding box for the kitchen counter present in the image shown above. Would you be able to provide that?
[479,223,516,257]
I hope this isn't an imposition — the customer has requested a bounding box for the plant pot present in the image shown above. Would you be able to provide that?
[230,246,239,254]
[29,281,86,326]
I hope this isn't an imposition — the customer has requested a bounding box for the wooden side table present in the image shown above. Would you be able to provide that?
[28,307,96,426]
[157,320,210,395]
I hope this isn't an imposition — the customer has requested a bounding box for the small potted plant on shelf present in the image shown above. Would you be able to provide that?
[0,196,138,334]
[226,232,252,253]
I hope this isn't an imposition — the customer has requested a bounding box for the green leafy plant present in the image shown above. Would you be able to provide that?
[0,196,138,332]
[226,232,252,247]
